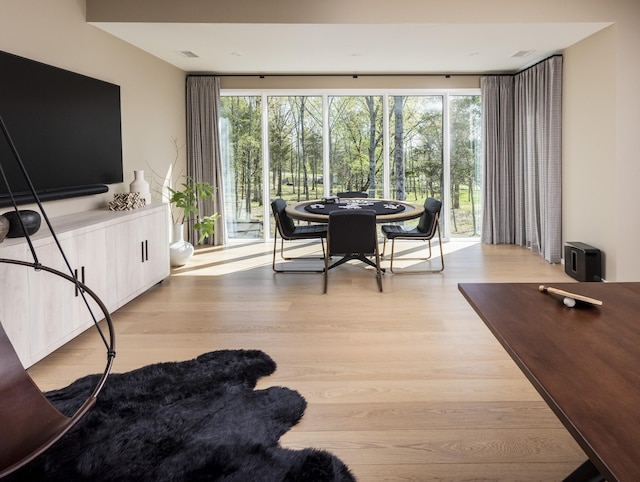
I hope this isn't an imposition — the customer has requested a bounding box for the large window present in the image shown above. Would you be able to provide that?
[329,96,384,197]
[220,91,481,241]
[266,95,323,238]
[388,95,444,203]
[220,95,263,239]
[449,95,482,237]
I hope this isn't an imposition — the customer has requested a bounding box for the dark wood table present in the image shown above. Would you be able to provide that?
[458,282,640,482]
[285,198,424,223]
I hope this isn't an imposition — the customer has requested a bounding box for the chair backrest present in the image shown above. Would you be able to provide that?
[270,198,296,237]
[336,191,368,198]
[328,209,377,255]
[417,198,442,236]
[0,319,95,477]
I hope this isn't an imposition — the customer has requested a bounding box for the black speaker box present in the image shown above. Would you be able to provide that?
[564,242,602,282]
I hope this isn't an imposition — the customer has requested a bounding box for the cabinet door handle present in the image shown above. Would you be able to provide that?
[141,241,145,263]
[145,240,149,261]
[74,267,86,297]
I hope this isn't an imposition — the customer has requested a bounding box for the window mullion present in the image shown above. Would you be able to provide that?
[261,93,270,239]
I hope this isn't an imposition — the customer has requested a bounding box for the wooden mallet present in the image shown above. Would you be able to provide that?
[538,285,603,308]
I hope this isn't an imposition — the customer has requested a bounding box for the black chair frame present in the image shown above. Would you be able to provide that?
[324,209,383,293]
[336,191,368,199]
[0,112,116,477]
[271,198,327,273]
[381,198,444,273]
[0,259,116,477]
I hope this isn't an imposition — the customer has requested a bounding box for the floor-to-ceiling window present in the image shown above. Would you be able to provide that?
[328,95,384,198]
[220,90,481,242]
[388,95,444,204]
[449,94,482,237]
[266,95,323,239]
[219,95,263,239]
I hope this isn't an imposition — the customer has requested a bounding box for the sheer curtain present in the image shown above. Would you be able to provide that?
[481,56,563,263]
[185,76,225,246]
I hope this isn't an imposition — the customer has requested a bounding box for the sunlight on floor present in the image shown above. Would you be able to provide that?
[170,239,480,277]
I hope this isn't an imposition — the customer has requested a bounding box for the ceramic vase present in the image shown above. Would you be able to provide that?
[0,214,9,243]
[129,170,151,205]
[2,210,42,238]
[169,224,194,267]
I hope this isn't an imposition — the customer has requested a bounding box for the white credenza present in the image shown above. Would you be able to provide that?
[0,203,170,368]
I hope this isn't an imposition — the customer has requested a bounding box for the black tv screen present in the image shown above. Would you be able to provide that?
[0,50,123,207]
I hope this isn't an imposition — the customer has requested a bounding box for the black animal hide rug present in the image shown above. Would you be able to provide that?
[8,350,355,482]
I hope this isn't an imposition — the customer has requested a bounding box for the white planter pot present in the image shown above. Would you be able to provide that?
[169,223,194,267]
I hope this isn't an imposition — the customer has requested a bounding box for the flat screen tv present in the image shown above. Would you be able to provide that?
[0,50,123,207]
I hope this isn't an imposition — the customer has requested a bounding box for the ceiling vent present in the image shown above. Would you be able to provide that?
[511,50,535,58]
[178,50,199,58]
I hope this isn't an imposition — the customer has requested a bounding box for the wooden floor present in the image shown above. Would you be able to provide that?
[28,240,588,481]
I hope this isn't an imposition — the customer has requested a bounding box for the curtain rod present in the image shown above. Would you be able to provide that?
[186,55,561,79]
[188,72,489,78]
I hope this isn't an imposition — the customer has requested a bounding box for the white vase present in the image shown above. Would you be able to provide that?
[169,223,194,267]
[129,170,151,205]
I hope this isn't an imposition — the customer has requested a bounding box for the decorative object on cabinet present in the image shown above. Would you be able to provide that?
[169,223,195,267]
[0,111,116,477]
[107,192,145,211]
[0,214,9,242]
[2,209,41,237]
[129,170,151,205]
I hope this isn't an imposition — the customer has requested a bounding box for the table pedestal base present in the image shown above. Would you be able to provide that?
[327,253,385,273]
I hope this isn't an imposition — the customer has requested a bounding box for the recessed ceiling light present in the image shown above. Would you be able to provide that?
[178,50,199,58]
[467,51,480,56]
[231,52,244,57]
[511,50,535,58]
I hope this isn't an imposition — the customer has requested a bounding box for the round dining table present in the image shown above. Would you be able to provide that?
[285,198,424,223]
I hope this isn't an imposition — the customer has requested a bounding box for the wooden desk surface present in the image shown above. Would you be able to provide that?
[458,282,640,482]
[286,199,424,223]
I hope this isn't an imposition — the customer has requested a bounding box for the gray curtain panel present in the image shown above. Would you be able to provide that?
[185,76,225,246]
[481,75,515,245]
[481,56,563,263]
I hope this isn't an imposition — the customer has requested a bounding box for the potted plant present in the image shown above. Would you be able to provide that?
[168,176,220,266]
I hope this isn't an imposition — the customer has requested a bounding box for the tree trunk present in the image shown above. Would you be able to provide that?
[393,96,405,201]
[366,96,377,196]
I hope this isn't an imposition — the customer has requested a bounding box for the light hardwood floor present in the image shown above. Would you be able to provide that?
[28,240,588,481]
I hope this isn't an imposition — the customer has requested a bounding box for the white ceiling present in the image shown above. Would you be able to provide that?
[91,22,612,75]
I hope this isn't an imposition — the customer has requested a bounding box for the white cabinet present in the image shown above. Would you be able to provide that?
[112,206,170,307]
[27,227,111,362]
[0,204,169,367]
[0,243,31,367]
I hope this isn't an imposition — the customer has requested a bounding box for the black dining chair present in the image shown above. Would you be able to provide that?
[381,197,444,273]
[271,198,327,273]
[324,209,383,293]
[336,191,368,198]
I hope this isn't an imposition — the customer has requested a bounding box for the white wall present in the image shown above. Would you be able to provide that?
[612,5,640,281]
[563,27,617,280]
[563,3,640,281]
[0,0,186,218]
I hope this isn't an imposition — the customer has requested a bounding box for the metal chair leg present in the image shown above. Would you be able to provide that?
[385,222,444,273]
[272,231,326,273]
